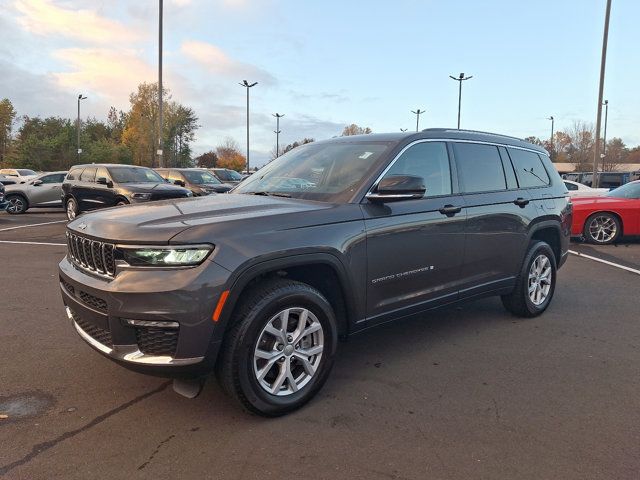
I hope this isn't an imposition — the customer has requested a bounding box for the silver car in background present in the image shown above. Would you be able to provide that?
[4,171,67,214]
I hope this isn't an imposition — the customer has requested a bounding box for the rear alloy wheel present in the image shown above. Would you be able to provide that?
[584,213,620,245]
[66,198,78,221]
[6,195,27,214]
[216,279,337,416]
[502,241,557,318]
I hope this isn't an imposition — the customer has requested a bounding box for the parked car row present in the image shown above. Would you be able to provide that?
[0,166,243,217]
[562,171,640,189]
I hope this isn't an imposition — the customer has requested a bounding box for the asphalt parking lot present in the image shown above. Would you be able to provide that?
[1,210,639,480]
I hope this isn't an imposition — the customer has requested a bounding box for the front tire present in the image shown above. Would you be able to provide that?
[66,197,78,221]
[6,194,27,214]
[501,241,557,318]
[583,212,621,245]
[216,279,337,416]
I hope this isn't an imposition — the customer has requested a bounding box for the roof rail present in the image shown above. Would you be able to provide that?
[421,128,525,142]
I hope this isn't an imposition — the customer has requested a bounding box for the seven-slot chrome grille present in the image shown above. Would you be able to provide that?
[66,232,116,277]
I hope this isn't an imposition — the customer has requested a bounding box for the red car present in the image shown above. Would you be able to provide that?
[571,180,640,244]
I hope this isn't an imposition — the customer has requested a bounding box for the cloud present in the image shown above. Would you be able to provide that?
[51,48,154,106]
[14,0,143,44]
[181,40,276,86]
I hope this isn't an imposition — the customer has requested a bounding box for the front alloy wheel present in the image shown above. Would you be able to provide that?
[253,307,324,396]
[216,279,337,416]
[584,213,620,245]
[6,195,27,214]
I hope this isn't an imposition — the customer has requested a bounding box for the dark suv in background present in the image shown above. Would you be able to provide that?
[59,129,571,416]
[155,168,233,195]
[62,164,192,220]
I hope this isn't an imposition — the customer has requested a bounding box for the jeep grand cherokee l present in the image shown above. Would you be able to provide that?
[59,129,571,416]
[62,164,192,220]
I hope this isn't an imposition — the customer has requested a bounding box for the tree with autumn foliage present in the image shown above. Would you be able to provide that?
[215,137,246,172]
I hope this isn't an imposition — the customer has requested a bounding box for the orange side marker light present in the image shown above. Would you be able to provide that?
[212,290,230,322]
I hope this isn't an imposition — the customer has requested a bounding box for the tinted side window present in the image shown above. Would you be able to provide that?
[96,167,111,181]
[67,168,83,180]
[382,142,452,197]
[453,143,506,193]
[564,181,578,191]
[80,167,97,182]
[507,148,550,188]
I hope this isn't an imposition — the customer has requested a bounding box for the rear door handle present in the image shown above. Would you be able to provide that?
[514,197,530,208]
[439,204,462,217]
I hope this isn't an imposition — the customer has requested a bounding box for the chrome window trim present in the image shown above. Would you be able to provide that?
[365,138,548,199]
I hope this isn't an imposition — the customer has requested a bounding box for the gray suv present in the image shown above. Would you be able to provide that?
[59,129,572,416]
[5,171,67,214]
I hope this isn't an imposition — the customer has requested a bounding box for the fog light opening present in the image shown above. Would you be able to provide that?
[123,319,179,329]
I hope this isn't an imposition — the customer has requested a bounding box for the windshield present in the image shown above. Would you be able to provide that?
[108,166,165,184]
[233,141,392,202]
[183,170,221,185]
[17,169,37,176]
[606,182,640,199]
[215,169,242,181]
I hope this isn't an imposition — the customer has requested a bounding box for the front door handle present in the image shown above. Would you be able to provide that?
[439,204,462,217]
[514,197,530,208]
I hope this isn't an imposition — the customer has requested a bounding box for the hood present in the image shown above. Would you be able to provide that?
[67,193,333,243]
[571,195,625,206]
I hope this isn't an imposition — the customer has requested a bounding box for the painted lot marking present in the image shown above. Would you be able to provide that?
[0,240,65,246]
[569,249,640,276]
[0,219,66,232]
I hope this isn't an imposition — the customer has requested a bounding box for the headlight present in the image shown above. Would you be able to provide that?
[130,193,151,200]
[120,245,213,267]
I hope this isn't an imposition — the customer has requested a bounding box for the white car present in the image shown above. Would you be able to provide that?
[0,168,38,183]
[563,180,609,198]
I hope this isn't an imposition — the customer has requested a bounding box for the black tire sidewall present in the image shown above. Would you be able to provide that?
[521,242,557,315]
[235,288,337,416]
[583,213,620,245]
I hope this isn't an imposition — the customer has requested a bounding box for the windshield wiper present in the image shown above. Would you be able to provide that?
[247,191,291,198]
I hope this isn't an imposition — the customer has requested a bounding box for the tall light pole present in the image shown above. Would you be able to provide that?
[157,0,164,168]
[548,116,554,160]
[411,109,425,132]
[273,113,284,158]
[602,100,609,158]
[592,0,612,187]
[77,94,87,162]
[449,72,473,129]
[239,80,258,173]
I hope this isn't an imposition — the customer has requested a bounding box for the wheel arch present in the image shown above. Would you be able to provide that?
[527,220,563,265]
[215,253,358,342]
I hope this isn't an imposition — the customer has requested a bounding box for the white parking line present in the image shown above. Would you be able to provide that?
[0,240,66,246]
[569,249,640,276]
[0,219,67,232]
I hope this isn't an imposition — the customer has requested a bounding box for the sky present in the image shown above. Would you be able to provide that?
[1,0,639,166]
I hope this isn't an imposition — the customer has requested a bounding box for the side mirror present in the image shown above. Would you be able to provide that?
[32,179,43,186]
[366,175,426,202]
[174,179,185,187]
[97,177,113,188]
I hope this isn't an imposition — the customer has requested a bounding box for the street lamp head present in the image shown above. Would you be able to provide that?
[459,73,465,79]
[548,116,554,121]
[78,94,87,100]
[603,100,608,105]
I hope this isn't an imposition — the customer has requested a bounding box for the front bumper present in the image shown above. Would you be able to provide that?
[59,255,231,377]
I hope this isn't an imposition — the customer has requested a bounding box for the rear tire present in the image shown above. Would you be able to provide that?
[6,194,27,214]
[66,197,78,221]
[501,241,557,318]
[583,212,621,245]
[216,279,337,416]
